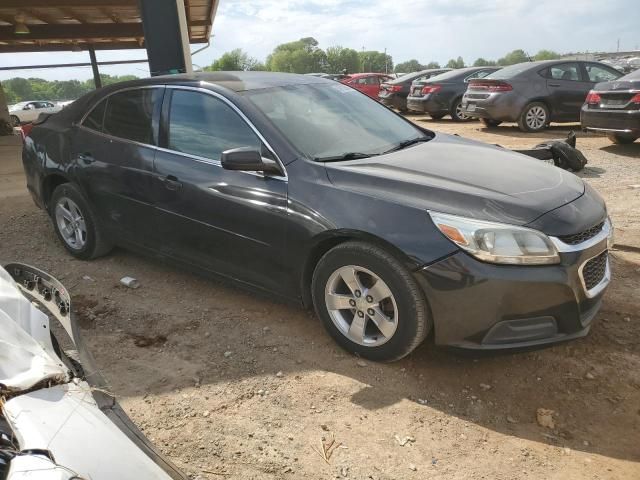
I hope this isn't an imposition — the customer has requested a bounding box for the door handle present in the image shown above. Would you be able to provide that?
[161,175,183,191]
[77,152,94,164]
[548,83,561,87]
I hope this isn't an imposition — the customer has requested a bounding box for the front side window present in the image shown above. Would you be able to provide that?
[245,83,428,160]
[585,64,621,83]
[168,90,261,160]
[103,88,160,145]
[548,63,581,81]
[83,99,107,132]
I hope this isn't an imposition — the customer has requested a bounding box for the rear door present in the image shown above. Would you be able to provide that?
[73,87,163,247]
[545,62,592,120]
[152,87,289,293]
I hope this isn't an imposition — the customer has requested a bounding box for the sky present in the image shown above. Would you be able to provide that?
[0,0,638,81]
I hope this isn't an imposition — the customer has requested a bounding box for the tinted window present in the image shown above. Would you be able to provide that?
[548,63,581,81]
[585,63,621,82]
[83,100,106,132]
[487,63,535,80]
[103,89,160,145]
[168,90,261,160]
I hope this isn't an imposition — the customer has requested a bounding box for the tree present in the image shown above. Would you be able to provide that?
[266,37,327,73]
[497,49,530,66]
[326,46,360,74]
[534,49,560,61]
[445,56,465,69]
[473,57,496,67]
[394,59,424,73]
[425,61,441,69]
[358,50,393,73]
[205,49,264,71]
[3,78,32,103]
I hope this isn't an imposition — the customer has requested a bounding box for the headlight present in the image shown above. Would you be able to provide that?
[429,211,560,265]
[606,216,614,250]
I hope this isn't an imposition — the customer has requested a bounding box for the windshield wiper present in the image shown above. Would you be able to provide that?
[314,152,376,162]
[383,136,430,154]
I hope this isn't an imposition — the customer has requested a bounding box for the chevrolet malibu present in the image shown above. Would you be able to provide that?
[22,72,613,362]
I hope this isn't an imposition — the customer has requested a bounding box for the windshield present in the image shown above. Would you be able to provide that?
[244,83,429,161]
[487,63,535,79]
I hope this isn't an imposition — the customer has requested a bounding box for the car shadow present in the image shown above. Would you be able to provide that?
[577,166,607,178]
[68,245,640,465]
[601,143,640,159]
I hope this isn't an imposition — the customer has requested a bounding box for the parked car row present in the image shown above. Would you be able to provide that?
[8,100,62,126]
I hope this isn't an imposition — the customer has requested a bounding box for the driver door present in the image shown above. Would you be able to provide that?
[152,88,289,294]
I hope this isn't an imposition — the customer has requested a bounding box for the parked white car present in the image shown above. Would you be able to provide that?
[0,263,186,480]
[8,100,62,126]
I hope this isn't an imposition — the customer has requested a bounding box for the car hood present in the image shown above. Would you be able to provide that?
[324,132,585,227]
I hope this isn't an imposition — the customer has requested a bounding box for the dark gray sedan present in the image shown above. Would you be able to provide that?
[406,67,500,120]
[22,72,612,361]
[461,60,623,132]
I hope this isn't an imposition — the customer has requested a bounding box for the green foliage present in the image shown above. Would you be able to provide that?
[266,37,327,73]
[358,50,393,73]
[425,61,441,69]
[326,46,360,74]
[395,59,424,73]
[533,49,560,61]
[473,57,497,67]
[204,48,265,71]
[1,73,139,104]
[497,49,530,66]
[445,56,465,69]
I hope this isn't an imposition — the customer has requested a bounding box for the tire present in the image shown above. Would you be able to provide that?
[480,118,502,128]
[607,133,638,145]
[429,113,446,120]
[311,241,430,362]
[450,99,473,122]
[10,115,20,127]
[518,102,549,132]
[49,183,112,260]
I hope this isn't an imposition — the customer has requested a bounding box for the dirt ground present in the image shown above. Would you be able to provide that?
[1,120,639,480]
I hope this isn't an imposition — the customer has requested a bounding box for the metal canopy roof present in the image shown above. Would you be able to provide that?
[0,0,218,53]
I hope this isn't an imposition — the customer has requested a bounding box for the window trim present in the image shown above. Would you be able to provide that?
[79,84,286,180]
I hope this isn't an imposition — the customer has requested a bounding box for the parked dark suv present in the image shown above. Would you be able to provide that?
[22,72,612,362]
[406,67,500,121]
[378,68,450,111]
[461,60,623,132]
[581,67,640,144]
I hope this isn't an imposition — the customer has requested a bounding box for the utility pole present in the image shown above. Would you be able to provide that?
[617,38,620,52]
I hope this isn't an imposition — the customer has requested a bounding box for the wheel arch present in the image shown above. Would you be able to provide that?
[41,173,71,210]
[300,229,420,308]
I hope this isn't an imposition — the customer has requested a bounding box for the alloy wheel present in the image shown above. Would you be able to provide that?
[54,197,87,250]
[324,265,398,347]
[525,106,547,130]
[455,102,470,120]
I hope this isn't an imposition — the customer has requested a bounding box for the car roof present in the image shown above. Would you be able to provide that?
[387,68,451,84]
[347,72,390,78]
[96,71,332,94]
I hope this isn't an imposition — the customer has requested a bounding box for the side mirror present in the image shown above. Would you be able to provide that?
[221,147,282,175]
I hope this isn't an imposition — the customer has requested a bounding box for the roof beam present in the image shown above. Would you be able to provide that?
[0,0,135,7]
[0,41,145,53]
[0,23,144,41]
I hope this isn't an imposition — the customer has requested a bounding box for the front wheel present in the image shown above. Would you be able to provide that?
[429,113,446,120]
[450,99,473,122]
[312,241,430,362]
[518,102,549,132]
[607,133,638,145]
[10,115,20,127]
[50,183,113,260]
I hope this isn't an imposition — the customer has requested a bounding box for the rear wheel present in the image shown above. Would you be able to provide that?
[480,118,502,128]
[607,133,638,145]
[312,241,430,362]
[518,102,549,132]
[10,115,20,127]
[50,183,112,260]
[450,99,473,122]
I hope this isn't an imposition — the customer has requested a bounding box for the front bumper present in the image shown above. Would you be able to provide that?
[581,107,640,135]
[416,233,610,350]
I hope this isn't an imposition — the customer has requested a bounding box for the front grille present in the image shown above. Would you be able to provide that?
[559,221,604,245]
[582,251,608,291]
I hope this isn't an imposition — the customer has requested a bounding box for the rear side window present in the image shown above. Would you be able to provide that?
[83,100,106,132]
[103,89,160,145]
[584,63,621,82]
[167,90,261,161]
[547,63,581,81]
